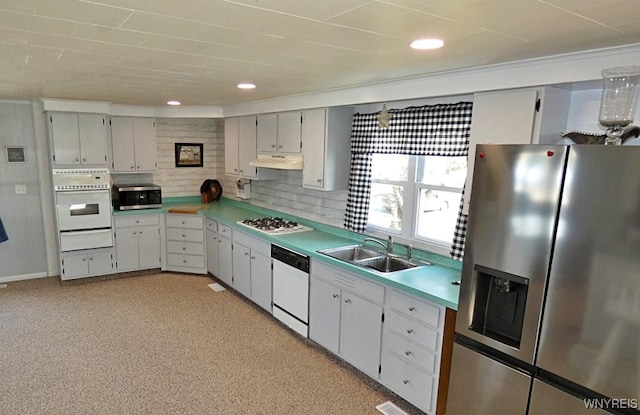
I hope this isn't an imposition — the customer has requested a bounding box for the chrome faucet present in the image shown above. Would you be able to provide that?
[363,237,387,252]
[402,243,412,261]
[363,236,394,255]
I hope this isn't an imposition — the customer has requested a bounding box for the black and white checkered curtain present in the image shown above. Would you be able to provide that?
[344,102,473,260]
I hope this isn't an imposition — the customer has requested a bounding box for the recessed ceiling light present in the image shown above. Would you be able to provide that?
[237,83,256,89]
[167,100,181,106]
[410,38,444,50]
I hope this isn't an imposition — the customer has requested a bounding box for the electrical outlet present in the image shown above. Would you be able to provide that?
[15,184,26,194]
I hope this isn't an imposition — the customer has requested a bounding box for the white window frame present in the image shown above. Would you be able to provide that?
[367,155,464,257]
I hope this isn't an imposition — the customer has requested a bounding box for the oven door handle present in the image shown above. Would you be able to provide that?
[56,190,109,196]
[61,229,112,236]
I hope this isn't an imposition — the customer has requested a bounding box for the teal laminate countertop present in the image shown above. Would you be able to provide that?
[115,196,462,310]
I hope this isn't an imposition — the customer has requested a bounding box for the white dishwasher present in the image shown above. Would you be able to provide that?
[271,244,310,338]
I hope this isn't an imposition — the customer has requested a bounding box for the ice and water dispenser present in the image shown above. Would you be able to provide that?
[468,264,529,349]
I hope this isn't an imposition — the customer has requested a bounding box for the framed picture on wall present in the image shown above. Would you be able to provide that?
[175,143,203,167]
[5,146,26,163]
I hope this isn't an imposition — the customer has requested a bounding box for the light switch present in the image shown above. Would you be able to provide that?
[15,184,26,194]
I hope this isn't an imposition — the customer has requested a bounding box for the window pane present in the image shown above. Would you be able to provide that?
[368,183,404,231]
[416,189,461,243]
[371,154,409,181]
[417,156,467,188]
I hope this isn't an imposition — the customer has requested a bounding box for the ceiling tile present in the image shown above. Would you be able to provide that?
[77,0,203,18]
[0,10,76,36]
[120,11,212,38]
[227,0,373,21]
[71,22,152,46]
[32,0,133,27]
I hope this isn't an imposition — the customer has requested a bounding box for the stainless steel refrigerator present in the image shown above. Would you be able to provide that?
[447,144,640,415]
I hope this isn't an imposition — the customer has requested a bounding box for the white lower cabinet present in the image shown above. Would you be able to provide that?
[309,261,384,379]
[216,224,233,286]
[164,214,206,274]
[205,219,219,277]
[114,214,160,272]
[232,230,272,312]
[60,248,114,280]
[380,289,450,415]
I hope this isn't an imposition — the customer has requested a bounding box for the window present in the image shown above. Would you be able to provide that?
[367,154,466,255]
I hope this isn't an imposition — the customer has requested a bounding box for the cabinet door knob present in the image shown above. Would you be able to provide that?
[130,165,135,169]
[332,294,339,298]
[136,165,140,169]
[407,329,414,334]
[88,257,93,261]
[182,247,186,250]
[316,179,322,183]
[344,298,351,304]
[75,158,80,162]
[82,158,87,162]
[83,257,87,261]
[250,256,256,260]
[244,252,249,256]
[408,306,416,312]
[278,145,283,149]
[403,379,410,385]
[271,144,276,148]
[139,230,143,234]
[405,350,412,356]
[133,231,137,235]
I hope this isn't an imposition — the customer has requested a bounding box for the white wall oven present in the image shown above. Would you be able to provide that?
[53,169,113,252]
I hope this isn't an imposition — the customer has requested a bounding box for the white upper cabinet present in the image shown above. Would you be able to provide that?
[110,117,157,173]
[49,112,108,166]
[257,111,302,154]
[462,87,570,214]
[256,113,278,153]
[302,107,353,191]
[225,116,280,180]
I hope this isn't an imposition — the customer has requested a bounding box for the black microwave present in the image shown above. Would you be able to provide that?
[112,184,162,211]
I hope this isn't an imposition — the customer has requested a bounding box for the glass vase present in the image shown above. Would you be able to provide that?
[599,66,640,145]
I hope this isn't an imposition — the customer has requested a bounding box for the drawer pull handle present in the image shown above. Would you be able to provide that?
[408,306,416,312]
[407,329,414,334]
[405,351,412,356]
[403,379,410,385]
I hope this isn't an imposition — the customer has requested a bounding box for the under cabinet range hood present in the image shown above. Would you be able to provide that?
[249,154,303,170]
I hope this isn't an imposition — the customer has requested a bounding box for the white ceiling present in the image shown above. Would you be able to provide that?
[1,0,640,107]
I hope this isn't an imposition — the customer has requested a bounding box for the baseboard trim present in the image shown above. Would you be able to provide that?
[0,272,48,284]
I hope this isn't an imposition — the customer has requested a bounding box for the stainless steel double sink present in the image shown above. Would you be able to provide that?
[318,244,429,273]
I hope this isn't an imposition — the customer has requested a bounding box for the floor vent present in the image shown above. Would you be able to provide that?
[376,401,409,415]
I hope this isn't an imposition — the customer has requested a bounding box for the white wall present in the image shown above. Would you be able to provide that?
[0,102,49,282]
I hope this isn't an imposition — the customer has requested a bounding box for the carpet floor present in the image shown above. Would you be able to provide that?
[0,273,421,415]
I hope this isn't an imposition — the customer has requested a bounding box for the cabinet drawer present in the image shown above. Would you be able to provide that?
[165,215,203,229]
[166,228,203,243]
[389,289,441,328]
[167,253,205,269]
[218,224,233,239]
[383,352,434,413]
[233,230,270,256]
[386,331,437,374]
[115,215,159,228]
[167,240,204,256]
[388,311,438,352]
[205,218,218,232]
[312,261,384,304]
